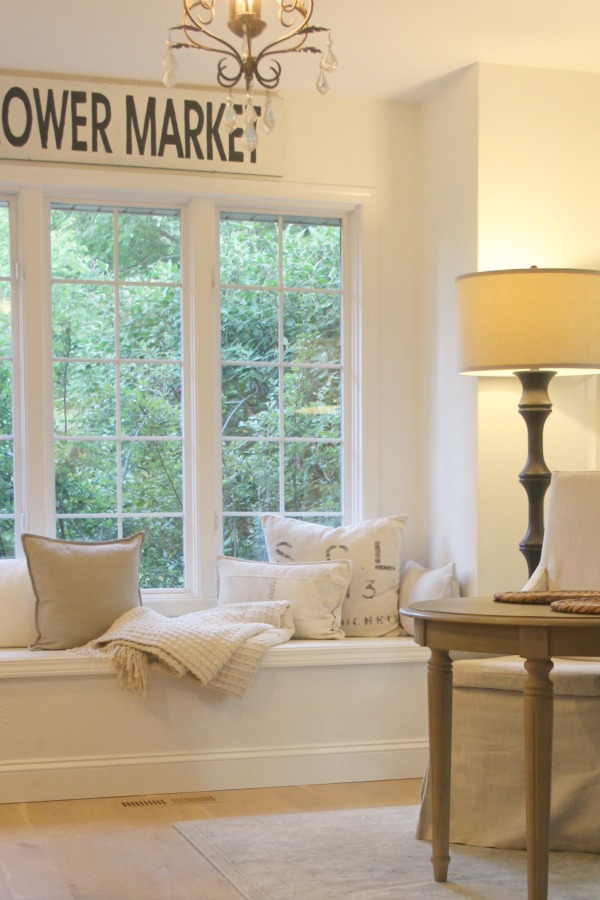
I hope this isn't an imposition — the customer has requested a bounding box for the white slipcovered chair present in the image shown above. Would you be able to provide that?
[417,470,600,853]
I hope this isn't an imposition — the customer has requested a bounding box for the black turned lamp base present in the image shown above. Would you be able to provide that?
[515,370,555,577]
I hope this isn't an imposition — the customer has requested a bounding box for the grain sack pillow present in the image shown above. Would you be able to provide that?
[0,558,38,647]
[399,560,460,636]
[23,532,145,650]
[261,515,407,637]
[216,555,352,640]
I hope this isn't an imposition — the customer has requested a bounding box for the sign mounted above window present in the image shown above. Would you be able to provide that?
[0,73,284,176]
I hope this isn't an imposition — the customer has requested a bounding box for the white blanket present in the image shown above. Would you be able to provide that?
[81,601,295,697]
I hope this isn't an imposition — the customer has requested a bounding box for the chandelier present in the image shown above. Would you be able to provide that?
[161,0,337,151]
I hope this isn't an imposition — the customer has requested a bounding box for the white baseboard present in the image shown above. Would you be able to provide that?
[0,738,429,804]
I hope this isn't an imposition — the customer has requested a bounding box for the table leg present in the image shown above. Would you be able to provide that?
[523,657,554,900]
[427,648,453,882]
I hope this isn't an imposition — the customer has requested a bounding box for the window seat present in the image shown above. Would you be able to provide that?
[0,637,430,804]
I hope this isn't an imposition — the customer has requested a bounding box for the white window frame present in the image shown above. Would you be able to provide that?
[0,165,375,614]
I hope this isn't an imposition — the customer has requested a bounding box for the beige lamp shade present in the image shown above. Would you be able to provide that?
[457,268,600,375]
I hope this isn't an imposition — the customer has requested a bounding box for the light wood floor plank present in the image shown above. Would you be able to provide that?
[0,779,422,899]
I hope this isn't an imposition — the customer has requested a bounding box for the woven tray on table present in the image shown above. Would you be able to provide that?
[494,590,600,614]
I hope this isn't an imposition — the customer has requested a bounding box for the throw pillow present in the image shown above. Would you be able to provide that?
[399,560,461,636]
[0,558,38,648]
[23,532,145,650]
[216,556,352,640]
[261,515,407,637]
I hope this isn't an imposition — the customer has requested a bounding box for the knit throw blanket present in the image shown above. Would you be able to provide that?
[80,601,294,698]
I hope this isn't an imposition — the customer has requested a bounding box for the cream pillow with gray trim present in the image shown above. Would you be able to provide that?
[23,532,144,650]
[261,515,407,637]
[216,555,352,640]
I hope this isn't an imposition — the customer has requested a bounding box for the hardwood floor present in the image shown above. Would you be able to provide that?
[0,779,422,899]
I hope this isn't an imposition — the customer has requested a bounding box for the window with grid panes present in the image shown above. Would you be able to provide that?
[50,204,184,589]
[0,201,15,556]
[220,212,344,560]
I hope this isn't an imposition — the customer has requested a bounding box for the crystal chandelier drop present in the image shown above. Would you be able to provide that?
[161,0,338,151]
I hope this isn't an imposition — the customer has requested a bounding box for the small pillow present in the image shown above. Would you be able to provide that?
[261,515,407,637]
[0,558,38,647]
[399,560,460,636]
[216,556,352,640]
[23,532,144,650]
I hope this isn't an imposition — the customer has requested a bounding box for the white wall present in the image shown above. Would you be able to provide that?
[475,64,600,592]
[419,63,600,596]
[418,68,480,593]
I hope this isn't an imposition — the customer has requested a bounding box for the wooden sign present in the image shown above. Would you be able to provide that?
[0,73,284,176]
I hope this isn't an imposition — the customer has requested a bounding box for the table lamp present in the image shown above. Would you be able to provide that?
[456,267,600,576]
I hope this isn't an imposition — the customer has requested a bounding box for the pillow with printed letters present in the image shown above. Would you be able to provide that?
[261,515,407,637]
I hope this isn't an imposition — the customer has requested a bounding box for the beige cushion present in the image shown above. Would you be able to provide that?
[0,558,38,647]
[261,515,406,636]
[23,532,144,650]
[216,556,351,640]
[399,560,460,635]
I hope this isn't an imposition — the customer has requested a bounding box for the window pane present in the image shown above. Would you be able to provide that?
[120,364,182,436]
[118,212,181,282]
[124,517,184,589]
[222,441,280,511]
[282,221,341,289]
[220,212,344,557]
[222,516,267,560]
[55,441,117,514]
[283,368,341,439]
[51,208,114,280]
[284,292,341,364]
[53,362,116,435]
[284,442,342,512]
[0,203,14,556]
[122,441,183,512]
[220,217,278,286]
[221,365,278,437]
[221,289,278,361]
[51,205,184,590]
[0,283,11,355]
[52,284,115,358]
[120,286,181,358]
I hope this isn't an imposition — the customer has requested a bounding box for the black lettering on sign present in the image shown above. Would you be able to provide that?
[2,87,33,147]
[33,88,69,149]
[206,102,226,161]
[158,98,184,158]
[184,100,204,160]
[374,539,394,571]
[71,91,88,151]
[126,95,157,156]
[91,93,112,153]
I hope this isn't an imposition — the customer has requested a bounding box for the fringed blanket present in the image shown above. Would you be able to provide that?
[79,601,294,698]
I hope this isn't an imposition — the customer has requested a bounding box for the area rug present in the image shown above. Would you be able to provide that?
[174,805,600,899]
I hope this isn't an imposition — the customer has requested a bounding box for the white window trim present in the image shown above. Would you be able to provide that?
[0,162,378,614]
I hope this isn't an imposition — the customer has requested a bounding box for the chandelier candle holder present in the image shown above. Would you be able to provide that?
[161,0,338,151]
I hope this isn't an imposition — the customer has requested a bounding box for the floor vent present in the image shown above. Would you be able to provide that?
[121,798,168,808]
[169,795,217,805]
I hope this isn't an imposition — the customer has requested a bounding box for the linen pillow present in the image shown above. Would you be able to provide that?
[0,558,38,648]
[22,532,144,650]
[261,515,407,637]
[216,556,352,640]
[399,560,461,636]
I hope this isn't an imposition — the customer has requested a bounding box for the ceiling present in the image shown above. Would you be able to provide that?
[3,0,600,101]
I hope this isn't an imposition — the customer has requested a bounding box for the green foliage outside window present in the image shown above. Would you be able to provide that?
[220,215,344,560]
[51,206,183,589]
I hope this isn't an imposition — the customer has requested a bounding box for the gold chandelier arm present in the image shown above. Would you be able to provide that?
[254,0,319,66]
